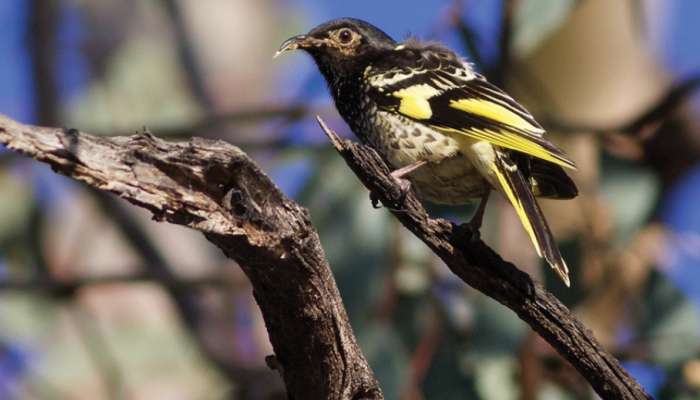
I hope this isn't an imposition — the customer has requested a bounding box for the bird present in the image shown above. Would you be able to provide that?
[275,18,578,286]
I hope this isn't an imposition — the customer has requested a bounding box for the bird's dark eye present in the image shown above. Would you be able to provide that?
[338,29,353,44]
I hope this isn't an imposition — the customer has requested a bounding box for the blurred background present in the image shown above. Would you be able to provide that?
[1,0,699,398]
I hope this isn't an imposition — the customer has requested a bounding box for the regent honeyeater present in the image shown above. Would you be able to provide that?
[276,18,578,286]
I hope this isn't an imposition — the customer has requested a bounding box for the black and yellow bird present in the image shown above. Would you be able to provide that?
[276,18,578,286]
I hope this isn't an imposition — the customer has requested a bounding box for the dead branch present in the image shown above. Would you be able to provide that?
[0,114,382,400]
[315,116,651,400]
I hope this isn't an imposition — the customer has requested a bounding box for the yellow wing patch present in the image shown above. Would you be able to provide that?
[438,126,576,169]
[490,163,542,257]
[450,98,542,133]
[392,84,441,120]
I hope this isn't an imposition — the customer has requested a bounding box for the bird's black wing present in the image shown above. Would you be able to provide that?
[365,46,576,169]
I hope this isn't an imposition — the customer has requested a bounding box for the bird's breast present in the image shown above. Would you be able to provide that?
[343,102,488,204]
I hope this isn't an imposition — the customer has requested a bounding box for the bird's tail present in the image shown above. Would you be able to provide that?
[528,158,578,199]
[489,150,571,286]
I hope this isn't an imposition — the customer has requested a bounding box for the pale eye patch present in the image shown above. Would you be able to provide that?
[329,28,361,48]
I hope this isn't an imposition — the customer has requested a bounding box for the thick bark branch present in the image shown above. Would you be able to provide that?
[0,115,382,400]
[315,116,650,400]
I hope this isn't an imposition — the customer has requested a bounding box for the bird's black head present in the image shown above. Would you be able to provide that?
[276,18,396,82]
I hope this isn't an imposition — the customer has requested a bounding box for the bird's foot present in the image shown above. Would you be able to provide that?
[463,219,482,242]
[452,222,481,247]
[370,191,382,209]
[389,176,413,210]
[369,176,411,211]
[459,192,489,242]
[393,177,411,198]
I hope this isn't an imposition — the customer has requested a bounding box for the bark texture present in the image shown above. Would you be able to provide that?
[0,115,382,400]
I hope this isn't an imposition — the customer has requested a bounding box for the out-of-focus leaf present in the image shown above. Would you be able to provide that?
[67,38,200,133]
[395,262,430,295]
[359,323,409,400]
[432,278,475,333]
[657,362,700,399]
[448,296,527,399]
[474,356,518,400]
[539,383,576,400]
[393,293,432,349]
[40,305,225,397]
[514,0,577,57]
[422,324,479,400]
[396,229,434,296]
[0,171,33,244]
[0,295,60,342]
[681,359,700,392]
[638,271,700,366]
[470,296,528,357]
[305,155,392,325]
[600,158,659,245]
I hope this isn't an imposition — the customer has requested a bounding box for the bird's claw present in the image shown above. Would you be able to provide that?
[370,191,382,209]
[395,178,411,196]
[461,221,482,243]
[368,177,411,210]
[391,177,412,208]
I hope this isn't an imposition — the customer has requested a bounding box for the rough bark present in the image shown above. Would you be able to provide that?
[0,112,651,399]
[0,115,382,400]
[315,116,651,400]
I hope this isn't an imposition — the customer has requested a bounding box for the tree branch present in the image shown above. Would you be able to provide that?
[0,114,382,400]
[314,116,650,400]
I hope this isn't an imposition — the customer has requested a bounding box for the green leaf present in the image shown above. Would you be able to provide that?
[0,171,33,244]
[638,271,700,366]
[600,158,659,245]
[360,324,410,400]
[514,0,578,56]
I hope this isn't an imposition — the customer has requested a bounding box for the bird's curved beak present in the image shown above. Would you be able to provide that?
[274,34,308,58]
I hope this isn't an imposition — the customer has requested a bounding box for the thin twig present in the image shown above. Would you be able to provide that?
[27,0,59,126]
[401,310,443,400]
[492,0,518,86]
[375,220,403,321]
[160,0,214,110]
